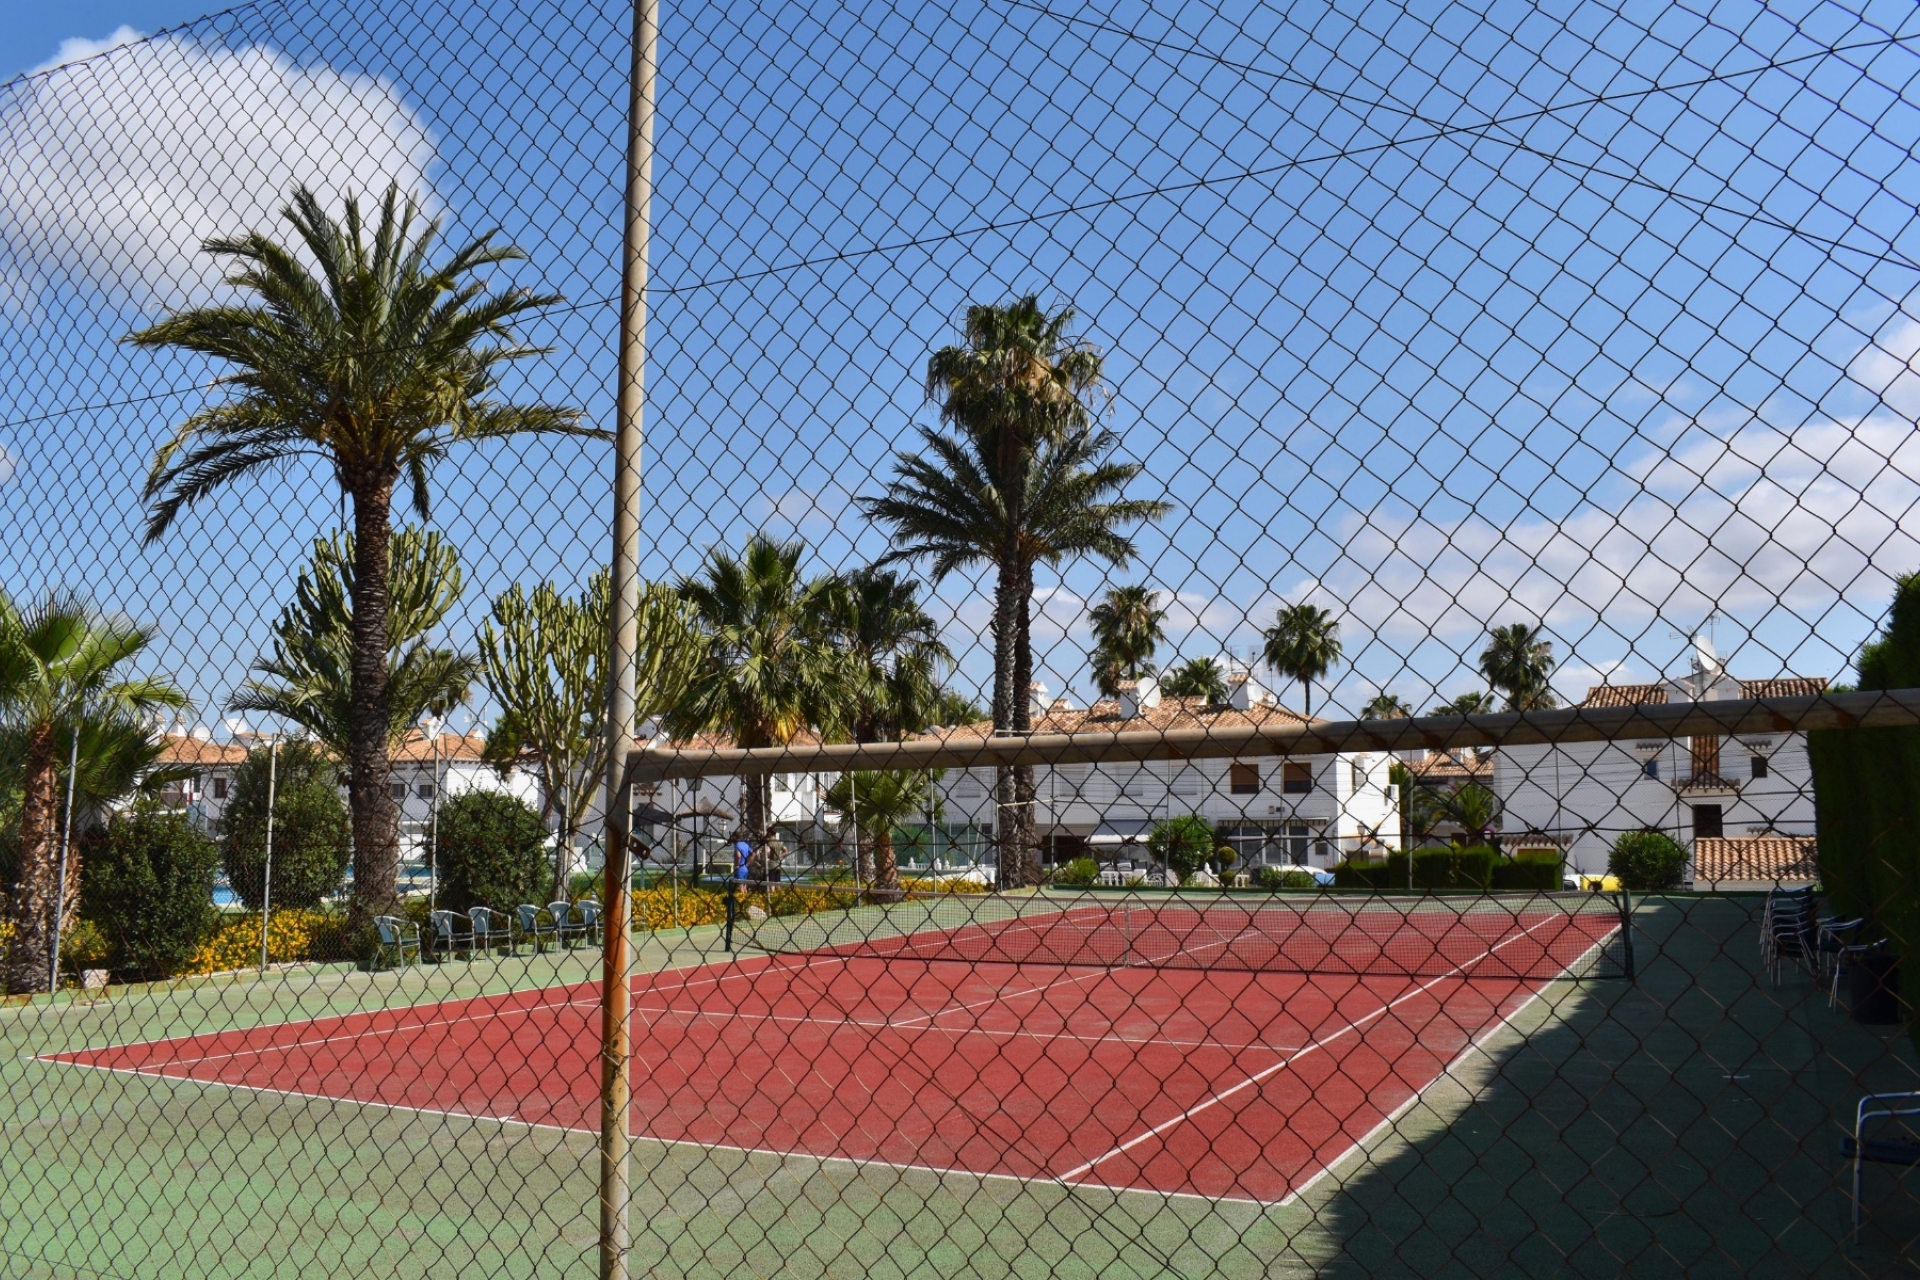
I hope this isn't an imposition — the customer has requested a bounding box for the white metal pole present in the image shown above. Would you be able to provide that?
[429,733,441,913]
[48,731,79,995]
[259,734,278,975]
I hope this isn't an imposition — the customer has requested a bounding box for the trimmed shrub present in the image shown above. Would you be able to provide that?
[85,808,220,980]
[433,791,550,913]
[221,741,350,911]
[182,907,351,975]
[1051,857,1099,888]
[1279,869,1320,890]
[1608,830,1687,891]
[1404,845,1498,890]
[1254,865,1287,891]
[1333,859,1391,890]
[1148,816,1215,881]
[1491,850,1563,891]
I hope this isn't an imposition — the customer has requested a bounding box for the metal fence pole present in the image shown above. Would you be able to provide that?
[600,0,658,1274]
[259,733,278,976]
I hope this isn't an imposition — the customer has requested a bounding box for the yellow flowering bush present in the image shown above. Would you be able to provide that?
[180,908,348,976]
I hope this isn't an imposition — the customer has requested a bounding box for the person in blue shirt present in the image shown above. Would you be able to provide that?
[724,836,752,951]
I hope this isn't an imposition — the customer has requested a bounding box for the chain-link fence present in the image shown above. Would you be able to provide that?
[2,0,1920,1275]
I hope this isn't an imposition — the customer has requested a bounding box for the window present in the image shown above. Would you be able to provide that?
[417,782,437,799]
[390,781,408,801]
[1749,754,1769,779]
[1230,763,1261,794]
[210,777,228,800]
[1351,760,1365,789]
[952,773,984,799]
[1171,766,1200,797]
[1281,763,1311,794]
[1692,803,1724,839]
[1642,759,1660,780]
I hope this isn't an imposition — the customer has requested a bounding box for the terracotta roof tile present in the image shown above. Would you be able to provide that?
[1580,683,1669,708]
[1692,835,1816,885]
[154,734,249,768]
[1738,677,1828,700]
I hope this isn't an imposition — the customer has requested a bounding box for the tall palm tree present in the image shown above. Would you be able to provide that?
[829,566,953,744]
[1479,623,1559,711]
[130,185,590,923]
[1088,585,1166,698]
[862,421,1169,887]
[1362,692,1413,720]
[1262,604,1344,717]
[230,527,479,759]
[1162,656,1230,706]
[0,594,188,993]
[480,572,700,895]
[668,536,854,873]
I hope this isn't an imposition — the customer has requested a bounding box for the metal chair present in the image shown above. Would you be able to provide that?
[515,903,556,953]
[373,915,421,970]
[426,909,474,962]
[1830,936,1886,1009]
[549,901,586,949]
[574,899,604,946]
[1844,1092,1920,1241]
[468,906,512,956]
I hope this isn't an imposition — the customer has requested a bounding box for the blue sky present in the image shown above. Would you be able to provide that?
[1,0,1917,734]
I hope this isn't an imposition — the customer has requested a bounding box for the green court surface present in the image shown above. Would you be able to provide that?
[0,895,1909,1279]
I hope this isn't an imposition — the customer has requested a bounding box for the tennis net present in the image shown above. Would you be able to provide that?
[742,888,1633,980]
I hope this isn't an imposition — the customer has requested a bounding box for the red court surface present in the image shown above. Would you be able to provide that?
[51,907,1619,1204]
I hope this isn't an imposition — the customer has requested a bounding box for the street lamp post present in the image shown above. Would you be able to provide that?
[422,716,443,914]
[226,718,281,976]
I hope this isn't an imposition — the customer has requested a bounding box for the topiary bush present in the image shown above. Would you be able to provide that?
[1333,859,1391,890]
[432,791,550,913]
[1148,816,1215,881]
[1279,869,1320,890]
[1254,865,1287,891]
[1492,849,1563,891]
[1051,856,1099,888]
[84,808,220,980]
[1608,829,1687,891]
[221,740,350,911]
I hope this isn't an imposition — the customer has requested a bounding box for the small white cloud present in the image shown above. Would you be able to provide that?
[0,34,437,311]
[30,25,146,75]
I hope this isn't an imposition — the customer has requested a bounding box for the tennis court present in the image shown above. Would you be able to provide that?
[48,894,1626,1205]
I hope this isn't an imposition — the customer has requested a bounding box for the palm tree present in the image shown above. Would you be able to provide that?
[478,572,700,897]
[862,419,1169,886]
[829,566,953,744]
[1436,782,1502,847]
[1430,691,1496,717]
[1088,585,1166,698]
[1261,604,1344,717]
[668,536,854,875]
[130,185,590,924]
[1161,657,1229,706]
[824,769,941,899]
[231,527,479,759]
[1362,692,1413,720]
[1479,623,1559,711]
[0,594,188,993]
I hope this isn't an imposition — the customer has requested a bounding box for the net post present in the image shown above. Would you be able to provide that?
[1617,890,1635,982]
[601,0,658,1274]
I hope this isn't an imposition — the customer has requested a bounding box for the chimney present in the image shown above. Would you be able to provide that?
[1227,670,1271,710]
[1118,674,1161,719]
[1028,681,1051,722]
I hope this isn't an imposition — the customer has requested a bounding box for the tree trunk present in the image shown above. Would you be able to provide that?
[989,558,1022,890]
[1010,564,1041,887]
[871,825,900,899]
[346,483,400,931]
[6,725,61,994]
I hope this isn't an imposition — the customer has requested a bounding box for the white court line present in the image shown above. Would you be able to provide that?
[1053,912,1569,1186]
[628,999,1306,1055]
[47,1055,1276,1211]
[1273,916,1624,1209]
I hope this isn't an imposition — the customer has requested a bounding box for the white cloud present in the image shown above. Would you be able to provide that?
[0,33,436,310]
[30,25,146,75]
[1286,407,1920,648]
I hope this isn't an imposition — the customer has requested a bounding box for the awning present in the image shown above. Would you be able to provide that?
[1086,819,1156,845]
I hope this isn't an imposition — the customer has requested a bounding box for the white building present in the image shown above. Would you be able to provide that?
[923,673,1400,872]
[1493,639,1824,883]
[621,729,842,874]
[154,725,537,857]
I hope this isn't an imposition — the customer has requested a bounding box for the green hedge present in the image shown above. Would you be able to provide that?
[1412,845,1497,890]
[1492,848,1563,891]
[1051,857,1099,888]
[1608,830,1687,891]
[1334,859,1392,889]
